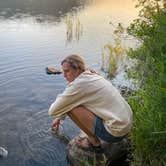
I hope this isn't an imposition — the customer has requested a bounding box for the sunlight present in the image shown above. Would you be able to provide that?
[82,0,138,25]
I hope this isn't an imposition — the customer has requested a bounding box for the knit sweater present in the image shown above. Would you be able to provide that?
[48,71,133,137]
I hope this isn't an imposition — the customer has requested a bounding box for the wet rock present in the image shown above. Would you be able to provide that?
[0,147,8,159]
[119,86,134,98]
[67,136,131,166]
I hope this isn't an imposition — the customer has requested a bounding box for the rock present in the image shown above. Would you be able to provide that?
[119,86,134,98]
[67,136,131,166]
[0,147,8,159]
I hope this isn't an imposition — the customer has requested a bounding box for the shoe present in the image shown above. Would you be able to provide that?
[45,67,62,75]
[0,147,8,158]
[76,136,104,153]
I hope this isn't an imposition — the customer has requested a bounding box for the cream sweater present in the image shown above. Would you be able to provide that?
[48,71,133,137]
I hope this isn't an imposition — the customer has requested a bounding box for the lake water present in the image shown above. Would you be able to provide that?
[0,0,138,165]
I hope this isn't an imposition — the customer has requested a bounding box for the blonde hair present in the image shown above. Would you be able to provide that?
[61,54,87,72]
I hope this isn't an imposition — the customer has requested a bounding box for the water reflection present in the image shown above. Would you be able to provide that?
[0,0,89,21]
[0,0,75,15]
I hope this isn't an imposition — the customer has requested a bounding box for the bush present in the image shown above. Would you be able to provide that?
[127,0,166,165]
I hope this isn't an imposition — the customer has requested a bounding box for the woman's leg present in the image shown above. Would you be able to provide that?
[67,106,101,147]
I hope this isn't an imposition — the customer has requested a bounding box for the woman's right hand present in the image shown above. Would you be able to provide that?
[51,119,60,131]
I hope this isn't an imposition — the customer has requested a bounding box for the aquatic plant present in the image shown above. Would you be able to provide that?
[101,23,130,78]
[65,14,83,44]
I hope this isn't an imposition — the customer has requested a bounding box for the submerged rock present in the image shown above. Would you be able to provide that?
[67,136,131,166]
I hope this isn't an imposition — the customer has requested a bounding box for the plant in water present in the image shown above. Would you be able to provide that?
[101,23,130,78]
[65,14,83,44]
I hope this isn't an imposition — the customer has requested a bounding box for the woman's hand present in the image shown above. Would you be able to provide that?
[88,68,100,75]
[51,119,60,131]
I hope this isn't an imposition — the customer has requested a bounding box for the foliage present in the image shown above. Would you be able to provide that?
[126,0,166,165]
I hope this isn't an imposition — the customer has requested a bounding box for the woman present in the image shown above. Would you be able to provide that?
[48,54,133,152]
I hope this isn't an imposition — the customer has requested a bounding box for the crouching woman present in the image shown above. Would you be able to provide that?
[48,54,133,152]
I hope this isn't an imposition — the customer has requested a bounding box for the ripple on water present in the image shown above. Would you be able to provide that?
[19,110,79,166]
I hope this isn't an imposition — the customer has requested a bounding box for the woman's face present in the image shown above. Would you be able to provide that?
[62,62,81,82]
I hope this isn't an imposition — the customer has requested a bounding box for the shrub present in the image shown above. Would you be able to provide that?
[127,0,166,165]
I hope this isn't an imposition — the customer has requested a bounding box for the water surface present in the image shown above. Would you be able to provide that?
[0,0,138,165]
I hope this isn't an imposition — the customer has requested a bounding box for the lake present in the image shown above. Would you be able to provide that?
[0,0,138,165]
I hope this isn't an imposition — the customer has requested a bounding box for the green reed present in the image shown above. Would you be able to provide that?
[101,23,129,78]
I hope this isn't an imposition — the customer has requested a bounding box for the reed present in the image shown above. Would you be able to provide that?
[65,14,83,44]
[101,23,129,78]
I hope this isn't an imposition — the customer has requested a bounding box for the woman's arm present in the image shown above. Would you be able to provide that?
[48,84,83,118]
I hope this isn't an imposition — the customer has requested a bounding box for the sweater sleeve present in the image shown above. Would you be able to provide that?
[48,83,83,119]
